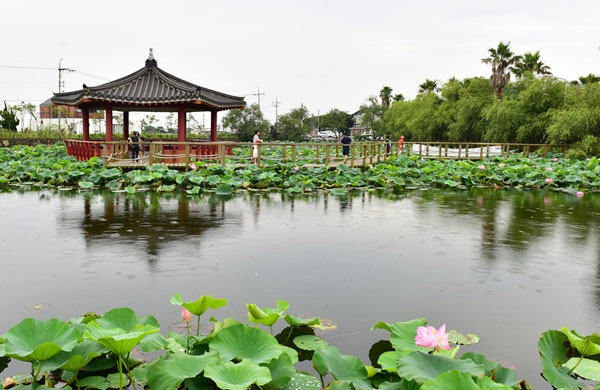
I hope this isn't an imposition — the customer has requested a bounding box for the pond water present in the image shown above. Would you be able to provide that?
[1,188,599,388]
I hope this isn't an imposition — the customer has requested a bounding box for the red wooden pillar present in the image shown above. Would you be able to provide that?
[82,107,90,141]
[123,111,129,140]
[177,107,186,142]
[105,106,113,142]
[210,110,217,141]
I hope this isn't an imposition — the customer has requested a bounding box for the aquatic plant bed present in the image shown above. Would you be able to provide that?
[1,295,598,390]
[0,145,598,195]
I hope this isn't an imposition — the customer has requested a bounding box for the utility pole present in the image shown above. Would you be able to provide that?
[58,58,75,132]
[317,109,320,132]
[248,86,265,112]
[272,97,280,128]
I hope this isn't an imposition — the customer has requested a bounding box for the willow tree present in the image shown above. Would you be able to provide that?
[512,51,552,77]
[482,42,519,99]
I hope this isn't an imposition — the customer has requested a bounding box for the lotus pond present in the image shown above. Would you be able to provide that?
[0,187,599,389]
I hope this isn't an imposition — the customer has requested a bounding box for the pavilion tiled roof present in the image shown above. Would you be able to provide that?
[51,52,246,110]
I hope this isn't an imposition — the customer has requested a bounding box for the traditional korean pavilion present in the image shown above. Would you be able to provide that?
[51,49,246,142]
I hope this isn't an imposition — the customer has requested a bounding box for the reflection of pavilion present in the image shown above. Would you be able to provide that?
[64,193,243,264]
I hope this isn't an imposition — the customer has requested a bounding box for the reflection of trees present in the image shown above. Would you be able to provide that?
[59,191,242,269]
[411,189,600,260]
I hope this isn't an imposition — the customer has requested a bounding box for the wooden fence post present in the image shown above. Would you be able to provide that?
[351,144,356,167]
[291,145,296,164]
[325,145,330,166]
[282,145,287,163]
[185,144,190,171]
[458,144,462,160]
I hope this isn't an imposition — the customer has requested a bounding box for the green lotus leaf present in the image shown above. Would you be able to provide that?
[397,351,484,384]
[210,318,242,334]
[170,294,227,317]
[378,351,402,373]
[377,379,420,390]
[77,375,109,390]
[139,333,169,352]
[83,308,159,356]
[561,327,600,356]
[12,383,55,390]
[448,330,480,345]
[125,186,136,194]
[2,318,81,362]
[209,324,281,364]
[107,372,129,388]
[563,357,600,381]
[329,380,353,390]
[420,370,480,390]
[78,181,94,189]
[146,351,218,390]
[265,351,295,389]
[216,184,233,195]
[313,346,368,381]
[475,376,514,390]
[247,300,290,327]
[372,319,429,355]
[130,363,150,386]
[279,345,299,365]
[204,360,271,390]
[284,314,321,327]
[460,353,518,387]
[293,335,328,351]
[186,186,200,195]
[40,340,107,372]
[282,372,320,390]
[538,330,584,389]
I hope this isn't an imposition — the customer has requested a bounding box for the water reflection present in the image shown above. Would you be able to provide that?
[58,191,242,269]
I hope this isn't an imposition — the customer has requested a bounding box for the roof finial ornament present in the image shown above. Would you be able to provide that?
[145,48,157,67]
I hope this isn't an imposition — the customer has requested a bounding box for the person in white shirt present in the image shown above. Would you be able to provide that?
[252,130,262,163]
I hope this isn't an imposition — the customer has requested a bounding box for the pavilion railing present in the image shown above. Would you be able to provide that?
[65,140,556,168]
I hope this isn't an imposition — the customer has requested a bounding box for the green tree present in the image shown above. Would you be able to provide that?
[0,102,20,131]
[512,51,552,77]
[418,79,439,93]
[277,105,311,141]
[359,96,384,137]
[222,103,270,142]
[379,86,393,110]
[578,73,600,85]
[393,93,405,102]
[481,41,519,99]
[319,109,353,137]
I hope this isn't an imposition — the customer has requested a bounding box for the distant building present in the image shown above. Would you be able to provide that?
[38,98,105,133]
[350,109,371,137]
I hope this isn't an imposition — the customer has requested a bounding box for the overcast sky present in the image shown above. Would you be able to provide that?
[1,0,599,124]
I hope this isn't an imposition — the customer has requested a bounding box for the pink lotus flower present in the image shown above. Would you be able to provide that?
[546,167,553,172]
[415,323,451,351]
[553,158,558,162]
[181,308,193,323]
[498,163,505,168]
[576,191,584,198]
[294,166,300,171]
[478,165,485,170]
[189,163,198,171]
[545,178,553,184]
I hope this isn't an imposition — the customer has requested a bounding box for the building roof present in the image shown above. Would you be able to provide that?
[51,50,246,111]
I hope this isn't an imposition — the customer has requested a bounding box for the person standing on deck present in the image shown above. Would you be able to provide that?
[397,135,405,155]
[252,130,262,164]
[385,134,391,157]
[341,132,352,163]
[129,131,141,161]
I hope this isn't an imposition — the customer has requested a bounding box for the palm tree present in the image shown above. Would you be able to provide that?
[380,86,393,110]
[578,73,600,85]
[418,79,439,93]
[393,93,405,102]
[512,51,552,77]
[481,41,519,99]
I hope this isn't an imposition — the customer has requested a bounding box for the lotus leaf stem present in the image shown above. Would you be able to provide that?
[567,354,585,375]
[186,321,191,353]
[284,326,294,345]
[120,355,138,390]
[117,355,123,390]
[196,315,201,337]
[319,374,325,388]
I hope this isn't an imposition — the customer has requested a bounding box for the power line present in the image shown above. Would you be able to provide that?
[75,71,110,81]
[0,65,55,70]
[247,86,265,111]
